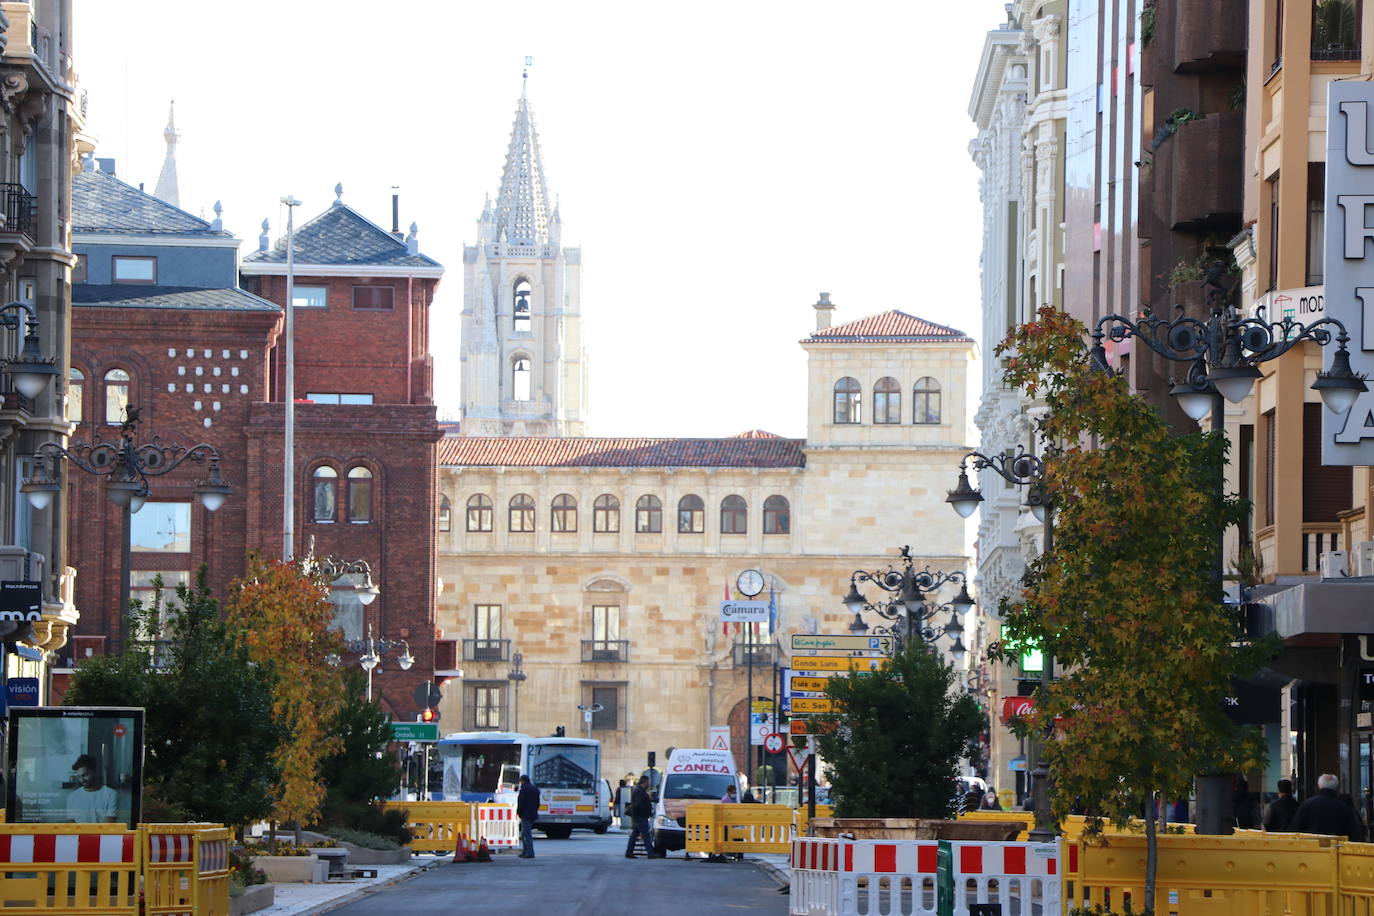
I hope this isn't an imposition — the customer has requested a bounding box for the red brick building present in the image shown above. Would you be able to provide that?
[64,166,445,718]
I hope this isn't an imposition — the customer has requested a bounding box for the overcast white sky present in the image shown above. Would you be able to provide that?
[72,1,993,438]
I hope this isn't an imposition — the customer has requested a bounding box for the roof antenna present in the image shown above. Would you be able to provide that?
[522,55,532,98]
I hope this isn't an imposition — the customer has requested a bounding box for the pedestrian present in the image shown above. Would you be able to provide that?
[516,774,540,858]
[720,784,738,803]
[741,789,761,803]
[625,775,660,858]
[1233,776,1259,829]
[1263,778,1299,832]
[980,790,1002,811]
[1291,774,1366,840]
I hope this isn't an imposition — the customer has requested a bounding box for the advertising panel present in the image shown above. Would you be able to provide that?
[5,706,144,828]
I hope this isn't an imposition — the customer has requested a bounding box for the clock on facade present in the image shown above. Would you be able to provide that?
[736,569,765,598]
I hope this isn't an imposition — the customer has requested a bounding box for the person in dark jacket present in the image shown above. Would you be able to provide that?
[1264,778,1300,832]
[516,775,540,858]
[1232,776,1259,829]
[1291,774,1366,840]
[625,775,660,858]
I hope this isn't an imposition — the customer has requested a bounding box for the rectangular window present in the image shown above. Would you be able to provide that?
[1239,424,1254,547]
[592,605,620,642]
[1263,409,1276,526]
[352,286,394,310]
[1306,163,1325,287]
[306,393,374,405]
[72,253,87,285]
[129,502,192,553]
[1303,402,1353,521]
[291,286,328,308]
[467,683,506,730]
[438,500,452,532]
[112,256,156,284]
[129,570,191,651]
[583,683,625,731]
[1268,176,1280,292]
[1312,0,1361,60]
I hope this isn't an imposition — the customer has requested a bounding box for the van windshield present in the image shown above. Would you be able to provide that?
[663,773,735,800]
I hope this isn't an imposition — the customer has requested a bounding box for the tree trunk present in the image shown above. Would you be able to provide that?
[1144,790,1159,915]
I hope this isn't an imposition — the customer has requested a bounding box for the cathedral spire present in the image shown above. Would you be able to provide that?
[153,101,180,208]
[493,87,552,246]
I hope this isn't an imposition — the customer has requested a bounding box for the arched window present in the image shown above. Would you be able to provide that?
[104,368,130,425]
[677,494,704,534]
[764,495,791,535]
[833,377,861,424]
[438,495,452,532]
[347,466,373,523]
[593,494,620,533]
[509,493,535,532]
[466,494,493,532]
[312,466,338,522]
[513,279,531,333]
[874,377,901,424]
[635,495,662,534]
[513,356,532,401]
[66,368,84,424]
[721,495,747,534]
[551,493,578,532]
[914,377,942,424]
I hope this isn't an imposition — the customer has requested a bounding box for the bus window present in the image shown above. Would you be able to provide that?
[528,743,598,791]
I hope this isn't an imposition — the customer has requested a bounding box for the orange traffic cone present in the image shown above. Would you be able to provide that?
[453,833,471,862]
[474,840,492,862]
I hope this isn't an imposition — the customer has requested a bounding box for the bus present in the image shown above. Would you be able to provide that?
[434,731,610,837]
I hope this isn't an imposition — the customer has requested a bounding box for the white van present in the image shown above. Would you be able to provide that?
[652,748,744,853]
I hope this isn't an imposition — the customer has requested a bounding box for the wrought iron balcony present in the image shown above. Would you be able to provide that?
[732,641,775,668]
[0,183,36,238]
[462,637,510,662]
[581,639,629,663]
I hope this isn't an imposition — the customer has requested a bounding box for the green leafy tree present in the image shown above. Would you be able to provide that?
[64,568,279,829]
[993,307,1275,914]
[815,644,982,818]
[316,670,402,828]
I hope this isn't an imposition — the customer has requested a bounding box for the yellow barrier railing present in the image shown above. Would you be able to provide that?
[686,803,796,855]
[140,823,229,916]
[792,805,834,836]
[381,801,474,853]
[0,823,140,914]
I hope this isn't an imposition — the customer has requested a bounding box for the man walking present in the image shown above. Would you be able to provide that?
[1291,773,1365,840]
[517,775,540,858]
[1263,778,1299,832]
[625,774,659,858]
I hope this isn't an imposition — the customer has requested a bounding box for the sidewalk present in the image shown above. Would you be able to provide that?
[749,852,790,889]
[249,854,453,916]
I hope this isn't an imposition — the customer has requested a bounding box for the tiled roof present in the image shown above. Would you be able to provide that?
[243,204,441,268]
[440,436,806,469]
[73,167,228,236]
[74,285,280,312]
[803,310,972,344]
[730,429,784,439]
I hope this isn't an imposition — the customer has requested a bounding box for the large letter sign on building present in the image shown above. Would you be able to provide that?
[1325,82,1374,464]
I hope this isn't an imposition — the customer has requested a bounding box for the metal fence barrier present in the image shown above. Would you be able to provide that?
[140,823,229,916]
[0,823,140,915]
[686,803,795,855]
[380,801,474,853]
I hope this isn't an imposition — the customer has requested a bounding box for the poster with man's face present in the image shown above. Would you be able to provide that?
[5,707,144,829]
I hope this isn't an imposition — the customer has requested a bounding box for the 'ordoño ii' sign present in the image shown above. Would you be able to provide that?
[1324,82,1374,464]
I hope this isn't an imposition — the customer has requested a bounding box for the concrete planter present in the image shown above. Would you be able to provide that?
[338,841,411,865]
[249,854,327,884]
[229,883,274,916]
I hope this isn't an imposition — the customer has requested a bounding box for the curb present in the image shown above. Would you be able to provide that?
[748,856,790,889]
[309,855,453,915]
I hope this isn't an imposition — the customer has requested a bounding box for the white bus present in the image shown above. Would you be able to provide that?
[434,731,611,837]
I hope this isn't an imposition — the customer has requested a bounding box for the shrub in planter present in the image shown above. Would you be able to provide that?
[325,828,400,851]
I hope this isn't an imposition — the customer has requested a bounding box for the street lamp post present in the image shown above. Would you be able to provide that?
[507,651,526,732]
[577,702,603,740]
[340,623,413,703]
[841,546,973,661]
[23,406,231,649]
[946,446,1057,840]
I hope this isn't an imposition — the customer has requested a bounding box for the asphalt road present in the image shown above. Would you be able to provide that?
[324,830,788,915]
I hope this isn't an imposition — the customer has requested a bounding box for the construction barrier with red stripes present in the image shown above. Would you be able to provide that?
[789,837,1059,916]
[142,824,230,916]
[380,801,521,854]
[472,804,520,850]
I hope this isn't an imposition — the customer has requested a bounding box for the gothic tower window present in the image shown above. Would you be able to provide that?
[513,279,531,333]
[513,357,532,401]
[833,377,861,424]
[509,493,535,532]
[312,466,338,522]
[874,377,901,424]
[913,377,942,424]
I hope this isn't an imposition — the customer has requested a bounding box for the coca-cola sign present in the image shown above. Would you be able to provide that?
[1000,695,1035,725]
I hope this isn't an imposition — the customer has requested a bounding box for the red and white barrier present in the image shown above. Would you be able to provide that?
[472,803,520,850]
[0,832,136,864]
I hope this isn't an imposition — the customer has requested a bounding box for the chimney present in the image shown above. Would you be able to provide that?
[391,191,402,238]
[814,292,835,331]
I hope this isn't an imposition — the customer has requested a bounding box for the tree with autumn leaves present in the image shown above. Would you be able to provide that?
[993,307,1275,915]
[227,554,346,832]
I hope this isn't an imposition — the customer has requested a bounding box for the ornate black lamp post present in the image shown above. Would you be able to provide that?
[22,406,230,649]
[841,546,973,661]
[339,624,412,703]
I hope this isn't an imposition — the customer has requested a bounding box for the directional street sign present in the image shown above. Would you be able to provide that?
[789,675,833,693]
[790,655,889,673]
[791,634,893,654]
[391,722,439,742]
[791,697,836,715]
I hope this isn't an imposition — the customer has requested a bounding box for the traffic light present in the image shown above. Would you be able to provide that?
[421,707,439,723]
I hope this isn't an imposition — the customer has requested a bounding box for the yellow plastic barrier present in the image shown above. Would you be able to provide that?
[792,805,834,836]
[958,809,1035,839]
[0,823,140,914]
[1337,841,1374,915]
[140,823,230,916]
[1068,832,1341,915]
[686,803,795,855]
[381,801,474,853]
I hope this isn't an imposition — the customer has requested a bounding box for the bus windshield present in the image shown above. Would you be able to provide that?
[663,772,735,800]
[528,743,599,791]
[456,744,522,795]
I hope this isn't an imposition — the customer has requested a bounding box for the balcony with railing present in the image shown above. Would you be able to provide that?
[0,182,35,239]
[581,639,629,663]
[462,637,511,662]
[732,641,776,668]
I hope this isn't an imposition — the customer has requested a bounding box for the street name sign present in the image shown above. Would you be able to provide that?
[720,600,769,623]
[788,718,836,735]
[791,634,893,654]
[751,699,776,714]
[789,675,832,694]
[790,656,889,673]
[390,722,439,742]
[790,697,836,715]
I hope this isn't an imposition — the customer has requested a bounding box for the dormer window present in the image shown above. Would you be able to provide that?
[514,279,531,333]
[113,256,156,284]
